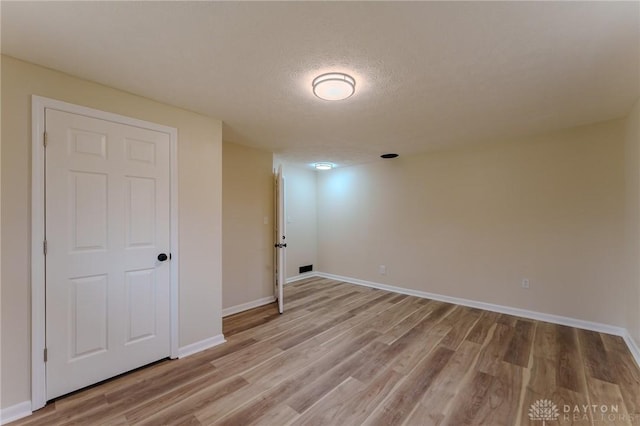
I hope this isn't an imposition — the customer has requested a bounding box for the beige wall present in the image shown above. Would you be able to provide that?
[222,142,274,309]
[624,98,640,344]
[0,56,223,408]
[0,51,4,408]
[274,160,318,279]
[318,120,627,327]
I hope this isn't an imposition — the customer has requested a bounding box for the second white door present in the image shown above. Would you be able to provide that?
[274,165,286,314]
[45,108,172,400]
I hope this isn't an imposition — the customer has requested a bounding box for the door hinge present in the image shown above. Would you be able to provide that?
[44,348,48,362]
[43,132,48,148]
[43,240,48,256]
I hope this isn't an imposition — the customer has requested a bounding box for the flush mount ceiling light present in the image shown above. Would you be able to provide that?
[312,73,356,101]
[314,162,334,170]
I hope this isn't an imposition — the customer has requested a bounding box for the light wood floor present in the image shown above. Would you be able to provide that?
[12,278,640,425]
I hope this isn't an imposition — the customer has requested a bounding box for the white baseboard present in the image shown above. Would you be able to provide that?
[178,334,226,358]
[315,271,640,368]
[623,331,640,369]
[0,401,32,425]
[285,271,319,284]
[222,296,276,317]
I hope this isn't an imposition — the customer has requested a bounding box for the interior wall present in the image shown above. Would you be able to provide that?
[317,119,627,327]
[274,160,318,279]
[624,97,640,345]
[222,141,274,310]
[0,49,4,409]
[0,55,223,409]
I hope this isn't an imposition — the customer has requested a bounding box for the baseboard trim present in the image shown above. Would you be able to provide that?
[315,271,640,367]
[285,271,319,284]
[623,331,640,369]
[178,334,226,358]
[1,401,32,425]
[222,296,276,317]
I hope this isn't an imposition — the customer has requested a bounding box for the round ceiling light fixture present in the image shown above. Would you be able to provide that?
[312,72,356,101]
[314,162,334,170]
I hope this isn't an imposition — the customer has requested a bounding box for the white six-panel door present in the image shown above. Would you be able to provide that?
[45,109,171,399]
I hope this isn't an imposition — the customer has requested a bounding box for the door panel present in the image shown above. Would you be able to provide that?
[45,108,171,400]
[69,275,108,359]
[69,171,108,250]
[125,269,157,344]
[125,177,156,247]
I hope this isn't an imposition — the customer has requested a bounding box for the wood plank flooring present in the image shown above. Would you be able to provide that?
[12,278,640,425]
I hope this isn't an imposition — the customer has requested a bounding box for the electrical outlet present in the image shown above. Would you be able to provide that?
[521,278,530,289]
[379,265,387,275]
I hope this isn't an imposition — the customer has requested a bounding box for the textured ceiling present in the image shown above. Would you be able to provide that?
[2,1,639,168]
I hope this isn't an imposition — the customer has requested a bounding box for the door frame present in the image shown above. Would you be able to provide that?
[274,165,286,313]
[30,95,180,410]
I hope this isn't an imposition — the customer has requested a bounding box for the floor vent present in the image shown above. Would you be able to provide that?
[299,264,313,274]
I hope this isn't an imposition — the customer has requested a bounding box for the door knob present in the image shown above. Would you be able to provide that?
[157,253,168,262]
